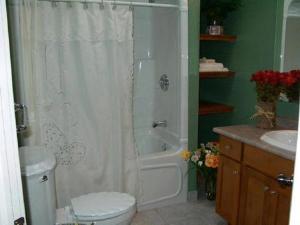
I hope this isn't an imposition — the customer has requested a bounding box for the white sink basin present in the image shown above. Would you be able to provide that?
[260,130,298,152]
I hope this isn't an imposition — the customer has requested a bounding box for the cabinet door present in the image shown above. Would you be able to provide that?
[239,166,273,225]
[269,180,292,225]
[216,155,241,225]
[274,192,291,225]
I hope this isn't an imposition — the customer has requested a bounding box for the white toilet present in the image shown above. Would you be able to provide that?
[20,146,136,225]
[56,192,136,225]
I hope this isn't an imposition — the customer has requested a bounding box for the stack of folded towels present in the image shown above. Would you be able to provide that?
[199,57,229,72]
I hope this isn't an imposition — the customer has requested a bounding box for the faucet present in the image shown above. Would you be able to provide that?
[152,120,167,128]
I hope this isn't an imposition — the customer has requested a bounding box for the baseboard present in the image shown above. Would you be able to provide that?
[187,191,197,202]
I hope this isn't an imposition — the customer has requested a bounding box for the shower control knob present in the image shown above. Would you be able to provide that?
[160,74,169,91]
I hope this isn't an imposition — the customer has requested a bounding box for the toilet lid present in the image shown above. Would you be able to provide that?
[71,192,136,221]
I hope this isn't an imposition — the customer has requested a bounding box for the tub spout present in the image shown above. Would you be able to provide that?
[152,120,167,128]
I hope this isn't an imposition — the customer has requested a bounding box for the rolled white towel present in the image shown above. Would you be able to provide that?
[200,57,216,63]
[200,63,224,71]
[200,65,230,72]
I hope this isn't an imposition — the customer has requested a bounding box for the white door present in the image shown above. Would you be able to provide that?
[289,120,300,224]
[0,0,26,224]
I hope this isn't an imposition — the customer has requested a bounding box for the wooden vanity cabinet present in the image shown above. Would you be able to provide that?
[216,136,242,225]
[216,136,293,225]
[239,166,291,225]
[239,166,271,225]
[216,156,241,225]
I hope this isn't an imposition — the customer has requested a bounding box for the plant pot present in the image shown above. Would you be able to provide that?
[255,101,276,129]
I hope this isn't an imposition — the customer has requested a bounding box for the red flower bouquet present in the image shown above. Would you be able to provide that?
[251,70,282,102]
[251,70,300,128]
[280,70,300,101]
[251,70,300,102]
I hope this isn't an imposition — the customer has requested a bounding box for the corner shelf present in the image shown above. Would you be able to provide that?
[199,101,234,116]
[200,34,237,42]
[200,71,235,79]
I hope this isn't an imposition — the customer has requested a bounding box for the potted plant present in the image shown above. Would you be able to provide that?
[201,0,242,35]
[181,142,220,200]
[251,70,300,129]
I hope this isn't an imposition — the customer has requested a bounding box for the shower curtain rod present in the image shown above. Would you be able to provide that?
[38,0,179,8]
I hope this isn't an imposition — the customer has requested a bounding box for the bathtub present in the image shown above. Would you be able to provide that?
[136,134,188,211]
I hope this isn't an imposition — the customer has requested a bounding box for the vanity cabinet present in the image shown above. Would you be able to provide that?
[216,136,242,225]
[216,135,294,225]
[239,166,291,225]
[216,156,241,225]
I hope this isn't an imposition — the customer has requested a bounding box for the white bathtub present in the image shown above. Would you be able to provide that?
[136,135,188,211]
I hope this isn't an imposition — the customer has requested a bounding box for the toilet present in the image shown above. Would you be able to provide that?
[56,192,136,225]
[19,146,136,225]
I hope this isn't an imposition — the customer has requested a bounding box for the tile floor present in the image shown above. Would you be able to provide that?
[131,198,226,225]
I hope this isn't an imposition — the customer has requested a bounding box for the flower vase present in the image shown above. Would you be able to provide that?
[204,176,216,201]
[255,101,276,129]
[197,170,205,200]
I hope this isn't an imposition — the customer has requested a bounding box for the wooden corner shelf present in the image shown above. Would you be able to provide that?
[200,34,237,42]
[199,101,234,116]
[200,71,235,79]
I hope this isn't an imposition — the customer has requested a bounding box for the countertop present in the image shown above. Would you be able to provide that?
[213,124,297,161]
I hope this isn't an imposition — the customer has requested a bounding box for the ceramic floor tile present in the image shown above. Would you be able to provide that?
[131,199,226,225]
[155,205,189,223]
[131,209,166,225]
[167,217,209,225]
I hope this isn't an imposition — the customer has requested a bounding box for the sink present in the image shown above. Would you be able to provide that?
[260,130,298,152]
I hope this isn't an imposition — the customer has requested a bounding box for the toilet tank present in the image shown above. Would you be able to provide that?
[19,146,57,225]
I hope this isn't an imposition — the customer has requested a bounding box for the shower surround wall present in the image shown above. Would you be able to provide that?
[133,1,188,211]
[133,6,181,153]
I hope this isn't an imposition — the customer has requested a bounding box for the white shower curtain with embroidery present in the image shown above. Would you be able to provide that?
[10,0,138,207]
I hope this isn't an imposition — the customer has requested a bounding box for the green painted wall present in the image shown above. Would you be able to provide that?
[199,0,299,143]
[188,0,200,191]
[188,0,299,191]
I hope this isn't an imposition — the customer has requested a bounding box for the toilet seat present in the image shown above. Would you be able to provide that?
[71,192,136,221]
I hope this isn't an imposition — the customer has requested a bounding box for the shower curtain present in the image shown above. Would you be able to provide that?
[10,0,138,207]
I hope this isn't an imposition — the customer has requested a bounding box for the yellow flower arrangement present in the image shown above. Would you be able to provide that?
[181,142,219,169]
[180,149,192,161]
[181,142,220,201]
[205,154,219,168]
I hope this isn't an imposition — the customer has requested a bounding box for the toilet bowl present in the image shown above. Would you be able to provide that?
[56,192,136,225]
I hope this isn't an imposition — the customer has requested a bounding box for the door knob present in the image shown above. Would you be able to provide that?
[264,186,270,192]
[224,144,231,150]
[277,174,293,187]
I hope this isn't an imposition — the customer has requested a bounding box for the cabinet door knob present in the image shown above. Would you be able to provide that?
[233,170,239,175]
[225,144,231,150]
[264,186,270,192]
[270,190,277,195]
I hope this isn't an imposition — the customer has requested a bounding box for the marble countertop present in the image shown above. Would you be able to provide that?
[213,124,297,161]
